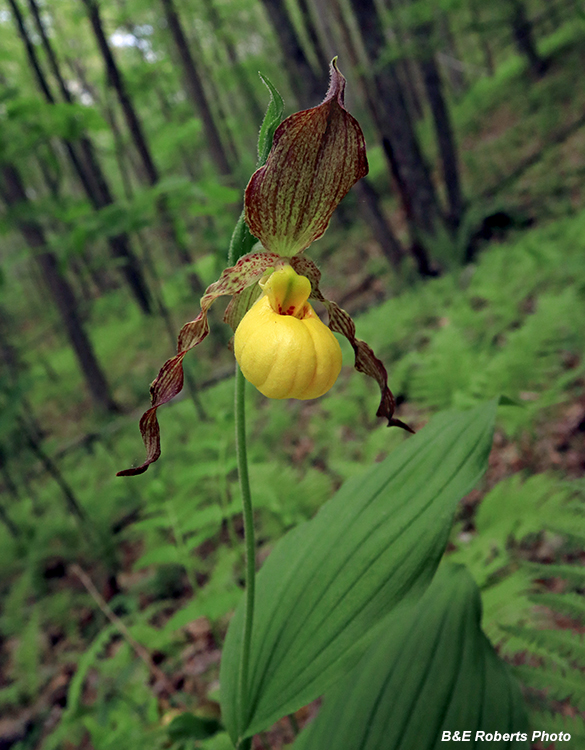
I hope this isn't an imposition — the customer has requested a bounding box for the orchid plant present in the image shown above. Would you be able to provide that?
[119,62,529,750]
[118,60,411,480]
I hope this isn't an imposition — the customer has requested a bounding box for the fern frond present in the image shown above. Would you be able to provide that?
[513,664,585,711]
[501,624,585,667]
[549,528,585,548]
[530,592,585,625]
[528,710,585,741]
[527,562,585,586]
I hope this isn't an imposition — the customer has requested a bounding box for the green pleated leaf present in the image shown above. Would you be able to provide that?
[293,564,529,750]
[220,401,497,743]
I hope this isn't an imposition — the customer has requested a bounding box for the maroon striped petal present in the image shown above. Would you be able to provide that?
[244,60,368,257]
[118,252,281,476]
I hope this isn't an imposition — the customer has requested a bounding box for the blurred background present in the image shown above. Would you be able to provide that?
[0,0,584,747]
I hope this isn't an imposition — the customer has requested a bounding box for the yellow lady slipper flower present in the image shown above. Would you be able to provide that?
[118,61,412,477]
[234,265,342,400]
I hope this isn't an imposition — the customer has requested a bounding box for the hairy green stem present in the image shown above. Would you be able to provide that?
[235,364,256,749]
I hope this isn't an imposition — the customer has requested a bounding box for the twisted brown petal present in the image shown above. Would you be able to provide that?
[118,252,281,476]
[290,256,414,433]
[244,59,368,257]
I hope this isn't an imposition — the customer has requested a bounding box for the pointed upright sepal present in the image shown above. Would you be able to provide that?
[117,251,281,476]
[244,59,368,257]
[290,255,414,433]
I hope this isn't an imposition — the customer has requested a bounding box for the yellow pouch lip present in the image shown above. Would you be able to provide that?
[234,294,342,400]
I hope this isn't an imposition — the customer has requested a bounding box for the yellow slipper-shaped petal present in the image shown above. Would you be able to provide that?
[234,266,342,400]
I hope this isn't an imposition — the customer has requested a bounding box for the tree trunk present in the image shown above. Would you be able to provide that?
[81,0,204,289]
[437,13,467,96]
[160,0,233,176]
[30,0,154,314]
[0,500,19,538]
[258,0,328,109]
[199,0,266,126]
[469,0,495,76]
[182,18,239,166]
[0,453,21,505]
[317,0,408,271]
[11,0,154,315]
[82,0,158,182]
[349,0,444,248]
[353,180,405,271]
[0,163,120,414]
[509,0,547,77]
[415,23,464,228]
[296,0,330,72]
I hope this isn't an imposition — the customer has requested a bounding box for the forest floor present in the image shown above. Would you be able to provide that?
[2,22,585,750]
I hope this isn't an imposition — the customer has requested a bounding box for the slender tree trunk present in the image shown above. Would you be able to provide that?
[326,0,368,106]
[160,0,233,176]
[30,0,154,314]
[0,500,19,538]
[199,0,266,126]
[154,86,199,183]
[10,0,154,315]
[101,86,139,199]
[437,13,467,95]
[349,0,444,251]
[415,23,464,228]
[82,0,157,183]
[0,164,120,414]
[353,180,405,271]
[318,0,408,271]
[258,0,328,109]
[0,309,25,528]
[509,0,547,77]
[396,58,425,122]
[0,453,21,503]
[81,0,203,289]
[21,417,88,523]
[296,0,330,72]
[469,0,495,76]
[182,18,239,166]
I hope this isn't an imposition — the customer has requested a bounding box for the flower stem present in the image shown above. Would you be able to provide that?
[235,364,256,748]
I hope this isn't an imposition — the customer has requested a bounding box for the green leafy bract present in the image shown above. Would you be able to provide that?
[228,73,284,266]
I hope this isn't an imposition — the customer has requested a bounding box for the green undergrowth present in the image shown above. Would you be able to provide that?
[2,205,585,747]
[2,14,585,750]
[365,19,585,231]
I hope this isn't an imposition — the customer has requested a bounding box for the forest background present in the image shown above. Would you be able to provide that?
[1,0,585,747]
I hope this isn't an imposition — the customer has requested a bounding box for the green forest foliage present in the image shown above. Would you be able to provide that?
[1,0,585,748]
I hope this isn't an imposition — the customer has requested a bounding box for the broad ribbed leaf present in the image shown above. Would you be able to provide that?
[220,401,497,743]
[293,564,529,750]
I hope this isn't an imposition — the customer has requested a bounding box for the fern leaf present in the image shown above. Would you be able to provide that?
[502,624,585,667]
[549,527,585,548]
[528,709,585,741]
[530,592,585,625]
[527,563,585,586]
[513,664,585,711]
